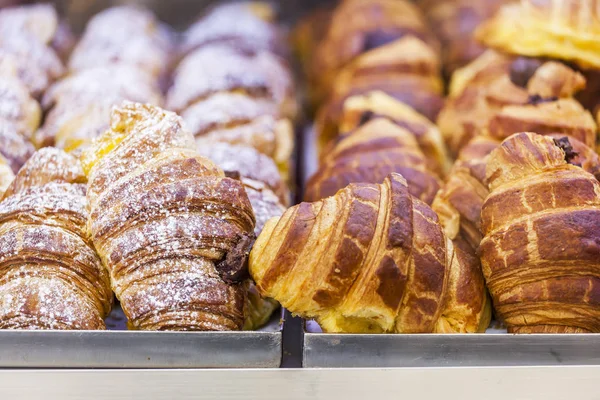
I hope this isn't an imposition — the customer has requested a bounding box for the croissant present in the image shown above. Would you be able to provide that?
[306,118,442,205]
[250,173,490,333]
[0,124,35,173]
[0,4,58,45]
[316,36,444,145]
[181,2,284,58]
[68,6,171,80]
[196,142,290,206]
[82,102,256,331]
[180,92,294,180]
[0,75,41,144]
[0,27,64,97]
[418,0,508,76]
[167,44,296,119]
[439,53,596,156]
[338,91,450,175]
[36,66,163,150]
[481,132,600,333]
[308,0,439,106]
[239,177,285,331]
[0,156,14,196]
[0,148,112,329]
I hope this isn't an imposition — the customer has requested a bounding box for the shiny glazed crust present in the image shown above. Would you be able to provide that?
[250,173,490,334]
[481,132,600,333]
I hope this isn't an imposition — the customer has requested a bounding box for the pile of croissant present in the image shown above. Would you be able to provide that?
[1,0,599,335]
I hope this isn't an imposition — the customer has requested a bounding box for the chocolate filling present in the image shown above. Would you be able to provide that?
[509,57,544,88]
[216,233,256,284]
[527,94,558,105]
[553,136,579,164]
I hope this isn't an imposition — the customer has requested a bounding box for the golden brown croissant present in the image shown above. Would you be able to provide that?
[181,2,284,58]
[308,0,439,106]
[82,102,256,331]
[418,0,508,76]
[477,0,600,71]
[68,6,171,79]
[36,66,163,150]
[0,148,112,329]
[196,142,290,206]
[338,91,450,175]
[316,36,444,145]
[439,52,596,156]
[481,132,600,333]
[250,173,490,333]
[306,118,442,205]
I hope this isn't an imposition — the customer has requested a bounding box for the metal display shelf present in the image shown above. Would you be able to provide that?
[303,332,600,368]
[0,367,599,400]
[0,307,282,369]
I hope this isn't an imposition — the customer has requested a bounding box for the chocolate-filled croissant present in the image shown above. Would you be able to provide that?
[418,0,508,76]
[309,0,439,106]
[82,102,255,331]
[316,36,444,145]
[250,173,490,333]
[0,148,112,329]
[306,118,442,205]
[481,132,600,333]
[439,53,596,156]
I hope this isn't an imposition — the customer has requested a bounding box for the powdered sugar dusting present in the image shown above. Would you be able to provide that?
[0,148,112,330]
[86,102,255,331]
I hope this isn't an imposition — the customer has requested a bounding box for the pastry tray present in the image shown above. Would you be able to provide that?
[0,306,283,369]
[302,321,600,368]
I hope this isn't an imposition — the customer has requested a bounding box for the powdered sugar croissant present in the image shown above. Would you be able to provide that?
[250,173,490,333]
[82,102,256,331]
[0,148,112,329]
[481,132,600,333]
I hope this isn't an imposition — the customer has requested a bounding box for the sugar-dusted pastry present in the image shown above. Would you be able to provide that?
[181,2,284,57]
[250,173,491,334]
[306,118,442,205]
[481,132,600,333]
[0,3,58,45]
[0,124,35,173]
[0,155,14,196]
[167,44,295,119]
[196,142,290,205]
[82,102,256,331]
[36,66,163,150]
[0,148,112,329]
[68,6,172,79]
[0,76,41,143]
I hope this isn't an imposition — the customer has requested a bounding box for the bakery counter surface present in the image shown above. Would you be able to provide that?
[0,367,598,400]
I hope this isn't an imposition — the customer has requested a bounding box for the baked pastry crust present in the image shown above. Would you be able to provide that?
[477,0,600,70]
[83,102,256,331]
[481,132,600,333]
[0,148,112,330]
[251,173,490,333]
